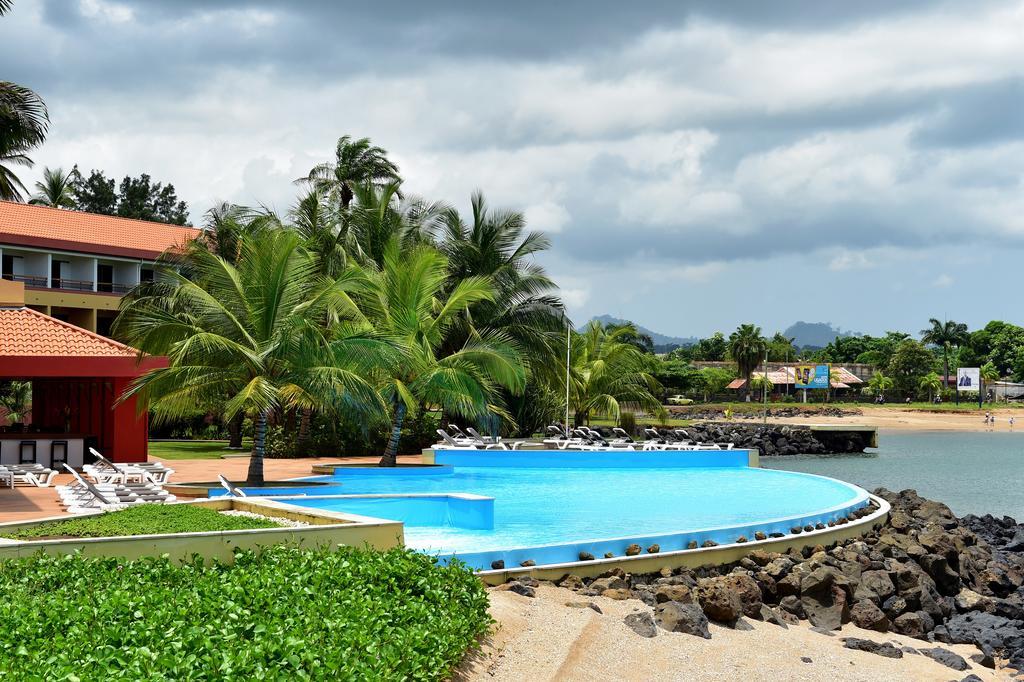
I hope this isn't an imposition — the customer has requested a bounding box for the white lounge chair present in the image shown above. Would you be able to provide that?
[218,474,246,498]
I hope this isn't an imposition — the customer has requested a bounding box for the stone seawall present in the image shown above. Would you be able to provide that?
[685,422,872,456]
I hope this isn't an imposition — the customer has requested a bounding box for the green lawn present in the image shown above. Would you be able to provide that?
[2,504,279,540]
[149,439,251,460]
[667,401,1023,414]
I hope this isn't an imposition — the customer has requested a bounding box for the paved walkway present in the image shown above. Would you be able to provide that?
[0,454,422,524]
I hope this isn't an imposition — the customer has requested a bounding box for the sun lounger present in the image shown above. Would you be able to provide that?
[218,474,247,497]
[0,467,13,489]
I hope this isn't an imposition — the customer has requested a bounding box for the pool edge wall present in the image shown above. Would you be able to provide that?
[474,494,890,586]
[0,498,404,564]
[422,448,760,468]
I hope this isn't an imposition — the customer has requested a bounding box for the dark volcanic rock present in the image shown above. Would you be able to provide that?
[918,647,969,671]
[842,637,903,659]
[655,602,711,638]
[850,599,890,632]
[624,611,657,638]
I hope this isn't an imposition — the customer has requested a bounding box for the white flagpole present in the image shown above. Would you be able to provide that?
[565,323,571,436]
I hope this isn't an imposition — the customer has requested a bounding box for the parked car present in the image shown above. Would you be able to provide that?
[666,395,693,405]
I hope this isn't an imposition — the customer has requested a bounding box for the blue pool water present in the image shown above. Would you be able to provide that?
[267,451,868,569]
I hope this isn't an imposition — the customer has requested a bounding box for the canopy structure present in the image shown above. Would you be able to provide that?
[727,366,864,391]
[0,280,164,462]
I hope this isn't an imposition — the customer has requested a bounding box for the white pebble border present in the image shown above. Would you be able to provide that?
[220,509,309,528]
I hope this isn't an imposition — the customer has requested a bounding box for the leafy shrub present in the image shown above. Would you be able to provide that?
[2,504,280,540]
[618,410,636,435]
[0,546,492,680]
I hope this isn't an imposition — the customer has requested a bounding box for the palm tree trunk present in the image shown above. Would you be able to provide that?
[246,410,268,486]
[943,349,950,391]
[227,412,244,449]
[379,399,406,467]
[297,407,312,448]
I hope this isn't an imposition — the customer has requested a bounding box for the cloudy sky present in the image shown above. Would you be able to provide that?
[4,0,1024,338]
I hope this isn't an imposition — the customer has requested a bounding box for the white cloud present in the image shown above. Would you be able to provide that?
[524,201,570,233]
[933,274,954,288]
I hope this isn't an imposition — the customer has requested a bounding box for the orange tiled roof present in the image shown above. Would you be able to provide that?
[0,307,138,357]
[0,201,200,260]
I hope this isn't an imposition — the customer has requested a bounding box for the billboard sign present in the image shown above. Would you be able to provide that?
[957,367,981,392]
[795,364,830,389]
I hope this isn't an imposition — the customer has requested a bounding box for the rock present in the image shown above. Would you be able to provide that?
[801,568,849,631]
[647,544,660,554]
[801,567,835,595]
[736,536,748,543]
[701,540,718,548]
[779,595,805,619]
[892,611,929,638]
[758,604,789,628]
[731,617,754,631]
[604,552,615,559]
[623,611,657,638]
[938,611,1024,656]
[602,589,633,600]
[917,647,969,671]
[754,531,767,541]
[565,600,603,613]
[954,589,993,613]
[490,560,505,570]
[860,569,896,601]
[654,584,693,604]
[686,541,698,550]
[589,576,628,593]
[1006,527,1024,552]
[800,657,812,663]
[625,544,642,556]
[959,675,983,682]
[695,578,744,623]
[698,574,762,620]
[841,637,904,659]
[558,574,584,590]
[520,560,536,567]
[578,551,595,561]
[765,557,794,580]
[882,595,909,619]
[850,599,890,632]
[506,581,536,597]
[970,650,996,669]
[655,602,711,639]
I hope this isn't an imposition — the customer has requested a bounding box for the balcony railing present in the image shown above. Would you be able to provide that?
[1,273,47,288]
[51,277,95,292]
[98,282,132,294]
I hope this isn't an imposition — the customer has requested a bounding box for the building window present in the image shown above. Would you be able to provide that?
[51,260,63,286]
[140,268,154,283]
[1,254,13,279]
[97,264,113,293]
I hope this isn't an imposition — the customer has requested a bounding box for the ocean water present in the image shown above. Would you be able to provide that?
[762,431,1024,520]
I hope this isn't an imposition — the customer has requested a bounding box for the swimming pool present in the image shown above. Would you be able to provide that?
[248,449,870,570]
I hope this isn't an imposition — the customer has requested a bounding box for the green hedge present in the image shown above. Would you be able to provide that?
[0,547,492,680]
[2,504,280,540]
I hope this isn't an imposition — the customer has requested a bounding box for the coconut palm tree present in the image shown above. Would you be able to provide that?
[0,81,49,201]
[299,135,401,209]
[436,191,566,396]
[568,322,662,425]
[0,380,30,424]
[359,240,526,466]
[343,181,448,268]
[921,318,969,388]
[981,362,1000,399]
[728,324,768,399]
[115,230,389,485]
[867,371,894,400]
[919,372,943,402]
[28,166,75,208]
[750,373,773,401]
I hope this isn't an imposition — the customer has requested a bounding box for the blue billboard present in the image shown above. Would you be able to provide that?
[794,364,830,389]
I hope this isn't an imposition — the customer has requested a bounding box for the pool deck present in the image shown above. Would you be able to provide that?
[0,454,421,524]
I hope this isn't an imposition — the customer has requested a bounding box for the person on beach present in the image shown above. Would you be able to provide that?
[1010,416,1015,430]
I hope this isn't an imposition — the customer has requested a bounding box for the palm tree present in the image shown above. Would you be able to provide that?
[919,372,943,402]
[28,166,75,208]
[867,371,894,400]
[728,324,768,399]
[299,135,401,209]
[290,189,347,278]
[750,373,773,401]
[0,380,30,423]
[343,181,448,267]
[115,230,389,485]
[359,241,526,466]
[0,81,49,201]
[568,322,662,425]
[921,318,969,387]
[437,191,566,396]
[981,362,1000,399]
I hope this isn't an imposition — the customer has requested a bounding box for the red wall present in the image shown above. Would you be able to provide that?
[32,378,148,462]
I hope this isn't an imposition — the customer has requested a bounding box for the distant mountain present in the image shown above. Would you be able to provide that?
[783,321,859,349]
[588,315,698,352]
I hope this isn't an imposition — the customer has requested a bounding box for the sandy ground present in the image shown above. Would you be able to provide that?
[460,585,1013,681]
[760,407,1024,433]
